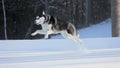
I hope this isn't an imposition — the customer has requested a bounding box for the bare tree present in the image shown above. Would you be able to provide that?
[111,0,120,37]
[85,0,91,26]
[2,0,7,39]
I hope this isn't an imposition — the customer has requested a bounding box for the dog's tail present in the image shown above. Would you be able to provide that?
[67,22,79,37]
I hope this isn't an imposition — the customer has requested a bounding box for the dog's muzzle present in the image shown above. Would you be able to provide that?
[35,22,40,25]
[35,20,40,25]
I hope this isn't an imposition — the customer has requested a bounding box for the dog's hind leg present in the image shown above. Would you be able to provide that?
[62,29,81,45]
[61,31,78,43]
[63,31,87,51]
[74,35,83,45]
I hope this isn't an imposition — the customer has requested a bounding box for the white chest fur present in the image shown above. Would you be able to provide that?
[41,23,52,31]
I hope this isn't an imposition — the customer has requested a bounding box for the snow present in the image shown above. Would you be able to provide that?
[0,19,120,68]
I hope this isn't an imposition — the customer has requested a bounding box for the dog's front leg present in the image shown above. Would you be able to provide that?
[44,30,54,39]
[31,30,38,36]
[31,30,46,36]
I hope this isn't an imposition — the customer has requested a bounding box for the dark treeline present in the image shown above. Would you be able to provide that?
[0,0,110,39]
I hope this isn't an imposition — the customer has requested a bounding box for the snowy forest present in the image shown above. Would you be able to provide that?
[0,0,111,39]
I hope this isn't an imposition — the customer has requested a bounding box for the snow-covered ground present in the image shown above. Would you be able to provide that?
[0,19,120,68]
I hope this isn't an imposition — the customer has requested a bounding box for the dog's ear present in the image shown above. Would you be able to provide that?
[42,11,45,15]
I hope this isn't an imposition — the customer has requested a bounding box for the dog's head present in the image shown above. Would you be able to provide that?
[35,11,46,25]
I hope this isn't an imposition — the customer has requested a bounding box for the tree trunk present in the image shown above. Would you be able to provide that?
[111,0,120,37]
[85,0,91,26]
[2,0,7,39]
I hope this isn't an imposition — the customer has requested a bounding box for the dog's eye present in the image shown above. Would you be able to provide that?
[36,16,40,19]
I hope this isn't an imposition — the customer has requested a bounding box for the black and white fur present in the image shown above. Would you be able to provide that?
[31,11,84,49]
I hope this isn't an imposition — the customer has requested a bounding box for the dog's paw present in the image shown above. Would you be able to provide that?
[31,33,36,36]
[44,37,48,39]
[44,37,49,40]
[44,36,49,39]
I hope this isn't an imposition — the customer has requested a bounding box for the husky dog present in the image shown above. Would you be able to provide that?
[31,11,84,49]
